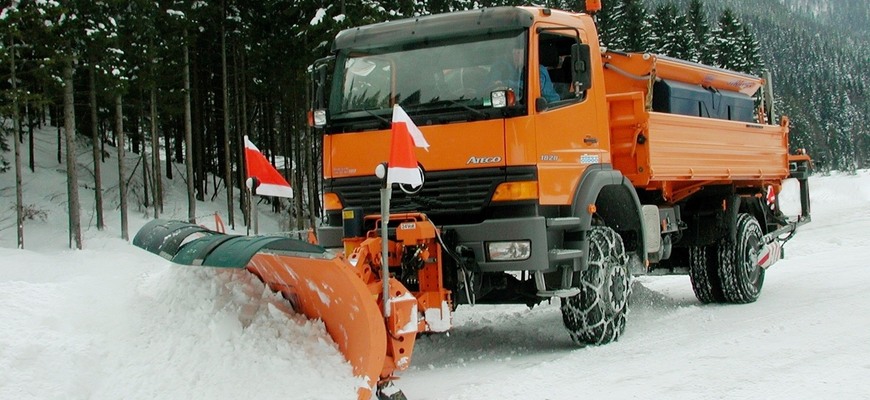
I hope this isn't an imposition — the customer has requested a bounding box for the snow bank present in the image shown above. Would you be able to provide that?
[0,241,359,399]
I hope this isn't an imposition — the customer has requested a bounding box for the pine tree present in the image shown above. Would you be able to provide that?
[221,0,235,229]
[650,3,678,55]
[740,23,764,75]
[671,13,695,60]
[78,0,118,232]
[594,0,625,49]
[163,1,198,223]
[686,0,713,64]
[713,8,744,71]
[615,0,651,52]
[7,34,25,249]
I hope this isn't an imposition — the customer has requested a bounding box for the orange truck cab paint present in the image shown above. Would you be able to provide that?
[309,0,811,370]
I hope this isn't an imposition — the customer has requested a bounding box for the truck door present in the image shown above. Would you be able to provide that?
[532,28,609,206]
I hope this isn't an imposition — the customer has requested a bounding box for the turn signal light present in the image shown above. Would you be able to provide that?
[491,181,538,202]
[324,192,343,211]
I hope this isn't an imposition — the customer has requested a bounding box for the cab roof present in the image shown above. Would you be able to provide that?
[332,7,537,52]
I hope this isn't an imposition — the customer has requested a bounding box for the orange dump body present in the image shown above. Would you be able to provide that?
[602,51,789,202]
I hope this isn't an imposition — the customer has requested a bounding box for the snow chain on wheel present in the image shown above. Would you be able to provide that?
[717,213,765,303]
[560,226,632,345]
[689,245,726,303]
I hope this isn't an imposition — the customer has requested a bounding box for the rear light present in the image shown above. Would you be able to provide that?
[491,181,538,202]
[324,192,343,211]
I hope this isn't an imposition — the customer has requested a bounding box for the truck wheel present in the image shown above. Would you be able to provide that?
[717,213,765,303]
[560,226,631,345]
[688,245,726,303]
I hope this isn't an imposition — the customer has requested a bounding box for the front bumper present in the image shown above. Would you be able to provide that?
[316,216,553,272]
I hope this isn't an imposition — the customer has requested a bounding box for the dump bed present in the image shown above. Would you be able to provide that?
[602,51,789,202]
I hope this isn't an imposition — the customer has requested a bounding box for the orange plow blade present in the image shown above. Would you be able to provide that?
[131,220,391,399]
[247,252,387,399]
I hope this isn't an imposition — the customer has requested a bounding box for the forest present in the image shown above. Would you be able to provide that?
[1,0,867,249]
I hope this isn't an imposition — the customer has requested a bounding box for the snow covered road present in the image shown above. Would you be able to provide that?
[2,169,869,400]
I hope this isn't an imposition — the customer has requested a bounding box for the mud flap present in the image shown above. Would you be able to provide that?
[133,220,387,399]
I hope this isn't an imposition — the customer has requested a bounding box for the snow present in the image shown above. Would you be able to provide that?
[423,300,452,333]
[310,8,328,26]
[2,126,870,399]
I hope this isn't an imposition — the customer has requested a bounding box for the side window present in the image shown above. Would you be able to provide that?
[538,33,584,103]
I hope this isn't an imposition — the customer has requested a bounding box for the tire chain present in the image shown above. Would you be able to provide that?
[560,226,632,345]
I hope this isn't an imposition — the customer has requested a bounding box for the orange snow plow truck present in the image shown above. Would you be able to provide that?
[134,3,811,399]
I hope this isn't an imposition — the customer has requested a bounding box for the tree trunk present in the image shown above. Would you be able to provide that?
[221,1,235,229]
[234,43,248,226]
[139,107,150,208]
[150,87,163,215]
[191,49,205,202]
[305,117,318,229]
[89,64,105,230]
[131,106,141,155]
[293,108,304,229]
[28,103,34,172]
[142,144,150,209]
[56,106,62,164]
[115,94,128,241]
[164,117,173,180]
[184,29,197,223]
[63,60,83,249]
[240,48,250,226]
[10,36,25,249]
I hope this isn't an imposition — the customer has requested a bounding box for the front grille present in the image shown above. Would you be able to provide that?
[326,167,536,225]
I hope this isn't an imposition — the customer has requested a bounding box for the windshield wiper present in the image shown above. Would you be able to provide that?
[360,108,391,126]
[408,98,488,119]
[333,107,391,127]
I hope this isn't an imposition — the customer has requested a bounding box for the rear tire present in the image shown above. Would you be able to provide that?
[689,245,726,303]
[717,213,765,303]
[560,226,631,345]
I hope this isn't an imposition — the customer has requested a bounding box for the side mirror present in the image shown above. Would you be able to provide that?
[308,56,334,128]
[571,43,592,92]
[535,97,549,113]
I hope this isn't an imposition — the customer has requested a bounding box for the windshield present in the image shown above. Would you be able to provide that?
[330,31,527,120]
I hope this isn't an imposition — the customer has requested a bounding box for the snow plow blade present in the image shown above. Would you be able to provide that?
[133,220,387,399]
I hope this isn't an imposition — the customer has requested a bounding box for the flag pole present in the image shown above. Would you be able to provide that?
[379,104,429,319]
[246,177,260,235]
[246,188,251,236]
[378,163,392,318]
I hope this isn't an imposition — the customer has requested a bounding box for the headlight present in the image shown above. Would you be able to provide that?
[487,241,531,261]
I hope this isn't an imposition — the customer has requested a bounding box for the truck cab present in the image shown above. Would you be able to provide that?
[315,6,638,269]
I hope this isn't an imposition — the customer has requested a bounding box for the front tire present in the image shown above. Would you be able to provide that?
[717,213,765,303]
[560,226,632,345]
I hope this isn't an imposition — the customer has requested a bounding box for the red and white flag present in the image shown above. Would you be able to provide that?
[387,104,429,187]
[244,136,293,198]
[765,185,776,210]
